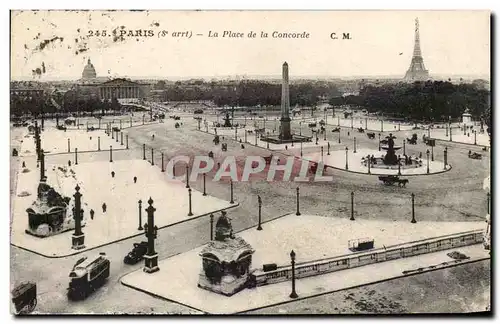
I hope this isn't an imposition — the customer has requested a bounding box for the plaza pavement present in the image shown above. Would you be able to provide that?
[121,214,486,314]
[11,158,236,258]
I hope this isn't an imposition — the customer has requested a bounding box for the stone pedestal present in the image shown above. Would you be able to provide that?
[143,253,160,273]
[71,233,86,250]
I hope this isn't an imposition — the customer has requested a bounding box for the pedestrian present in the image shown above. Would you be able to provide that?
[111,171,115,178]
[152,134,155,140]
[134,176,137,183]
[348,131,350,137]
[90,136,92,140]
[90,209,95,220]
[419,152,422,159]
[22,161,26,168]
[102,203,107,213]
[68,160,72,167]
[285,145,288,150]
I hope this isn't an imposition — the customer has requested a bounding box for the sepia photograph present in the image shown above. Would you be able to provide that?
[9,9,491,315]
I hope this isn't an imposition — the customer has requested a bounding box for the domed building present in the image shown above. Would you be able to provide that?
[82,59,97,80]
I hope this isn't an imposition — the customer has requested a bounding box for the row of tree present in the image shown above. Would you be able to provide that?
[329,81,490,123]
[161,80,342,107]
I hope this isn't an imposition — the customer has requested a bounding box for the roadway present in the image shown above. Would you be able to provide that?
[10,113,490,314]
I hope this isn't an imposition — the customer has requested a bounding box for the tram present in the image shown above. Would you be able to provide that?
[67,253,110,300]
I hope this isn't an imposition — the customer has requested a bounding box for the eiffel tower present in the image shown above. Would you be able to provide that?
[404,18,429,81]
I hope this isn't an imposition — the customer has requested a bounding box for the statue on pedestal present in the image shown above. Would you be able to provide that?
[198,210,255,296]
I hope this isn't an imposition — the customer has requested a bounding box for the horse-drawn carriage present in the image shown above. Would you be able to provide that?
[221,143,228,151]
[213,135,220,145]
[319,120,326,126]
[11,282,37,314]
[407,133,418,145]
[468,151,482,160]
[332,127,340,133]
[12,148,18,157]
[308,122,317,128]
[367,132,375,139]
[378,175,409,187]
[175,122,180,128]
[309,162,327,174]
[357,127,365,133]
[56,125,67,131]
[208,151,214,159]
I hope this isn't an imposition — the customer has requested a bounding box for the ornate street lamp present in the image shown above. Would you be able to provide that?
[257,195,263,231]
[289,250,298,299]
[378,133,381,151]
[345,146,349,170]
[350,192,355,221]
[138,200,143,230]
[426,149,430,174]
[411,193,416,223]
[295,187,301,216]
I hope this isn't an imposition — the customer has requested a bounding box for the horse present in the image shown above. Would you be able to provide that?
[397,179,409,187]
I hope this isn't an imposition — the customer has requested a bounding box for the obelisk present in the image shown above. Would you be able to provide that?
[280,62,292,140]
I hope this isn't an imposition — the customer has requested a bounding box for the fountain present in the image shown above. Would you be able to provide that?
[361,133,424,171]
[223,111,233,128]
[381,133,401,165]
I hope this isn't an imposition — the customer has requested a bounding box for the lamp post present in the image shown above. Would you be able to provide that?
[338,129,341,144]
[130,117,132,128]
[109,145,113,162]
[257,195,263,230]
[161,153,165,172]
[321,146,324,162]
[202,173,207,196]
[398,123,401,131]
[188,188,193,216]
[474,130,477,145]
[431,144,434,161]
[327,142,330,155]
[365,118,367,130]
[353,137,357,153]
[411,193,416,223]
[116,130,119,143]
[367,157,371,174]
[487,192,490,215]
[289,250,298,299]
[381,120,383,132]
[446,124,449,137]
[444,147,448,169]
[126,134,129,149]
[403,139,406,155]
[450,123,453,141]
[296,187,301,216]
[143,197,159,273]
[300,141,303,157]
[398,155,401,175]
[378,133,381,151]
[67,138,71,153]
[151,148,154,166]
[40,149,46,182]
[350,191,355,221]
[98,136,101,151]
[230,179,234,204]
[71,185,85,250]
[75,148,78,165]
[323,129,326,141]
[138,200,143,230]
[426,149,430,174]
[210,213,214,240]
[345,146,349,170]
[299,122,302,135]
[143,144,146,160]
[121,132,123,146]
[186,165,190,188]
[351,115,353,129]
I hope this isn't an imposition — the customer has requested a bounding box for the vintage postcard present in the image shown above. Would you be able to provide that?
[10,10,491,315]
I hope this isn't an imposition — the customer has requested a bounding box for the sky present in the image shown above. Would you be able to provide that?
[10,10,491,80]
